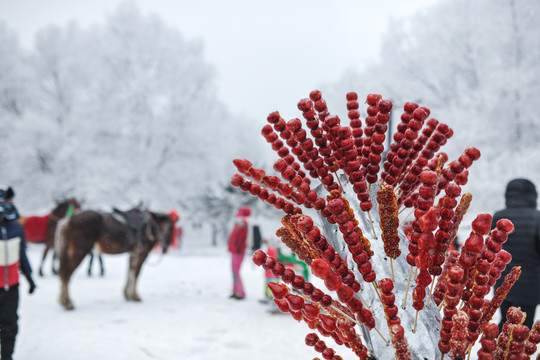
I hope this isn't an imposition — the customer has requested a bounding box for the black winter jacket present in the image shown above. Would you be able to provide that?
[493,179,540,306]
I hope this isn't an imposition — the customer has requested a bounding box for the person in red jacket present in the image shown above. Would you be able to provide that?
[228,206,251,300]
[0,187,36,360]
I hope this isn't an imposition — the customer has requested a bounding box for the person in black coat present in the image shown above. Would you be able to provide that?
[493,178,540,330]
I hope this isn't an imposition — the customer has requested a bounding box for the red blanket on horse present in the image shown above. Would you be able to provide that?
[20,214,50,243]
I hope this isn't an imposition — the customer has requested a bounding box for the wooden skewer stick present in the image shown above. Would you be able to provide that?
[372,282,383,304]
[413,310,419,333]
[334,171,345,189]
[426,278,436,308]
[373,326,391,346]
[438,300,445,311]
[330,305,389,346]
[390,258,395,283]
[402,265,414,309]
[367,211,377,239]
[399,208,414,226]
[357,292,372,311]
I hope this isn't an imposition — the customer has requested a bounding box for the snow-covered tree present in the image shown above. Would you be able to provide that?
[1,3,267,219]
[324,0,540,219]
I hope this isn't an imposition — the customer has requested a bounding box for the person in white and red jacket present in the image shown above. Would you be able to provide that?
[0,187,36,360]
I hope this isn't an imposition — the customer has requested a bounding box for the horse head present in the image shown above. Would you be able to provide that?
[50,197,82,222]
[149,211,177,254]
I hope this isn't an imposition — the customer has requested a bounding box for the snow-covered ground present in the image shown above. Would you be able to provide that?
[15,227,540,360]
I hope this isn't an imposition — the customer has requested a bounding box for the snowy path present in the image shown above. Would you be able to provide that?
[15,242,540,360]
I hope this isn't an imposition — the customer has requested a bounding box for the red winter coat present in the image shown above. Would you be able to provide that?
[228,219,248,254]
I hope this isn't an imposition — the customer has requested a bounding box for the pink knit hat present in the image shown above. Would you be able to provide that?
[236,206,251,217]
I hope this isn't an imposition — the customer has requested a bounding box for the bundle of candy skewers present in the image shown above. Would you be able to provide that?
[230,90,540,360]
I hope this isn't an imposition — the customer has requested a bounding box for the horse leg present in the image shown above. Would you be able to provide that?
[124,251,140,301]
[52,250,58,275]
[59,248,91,310]
[87,253,94,276]
[98,254,105,277]
[39,244,51,277]
[124,247,150,301]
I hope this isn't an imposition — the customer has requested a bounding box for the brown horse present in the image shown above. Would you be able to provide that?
[57,206,175,310]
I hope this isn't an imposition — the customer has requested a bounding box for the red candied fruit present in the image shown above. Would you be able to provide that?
[472,214,493,236]
[311,258,331,279]
[327,198,345,215]
[324,272,343,291]
[232,158,252,173]
[336,285,354,303]
[464,233,484,253]
[378,278,394,294]
[497,219,515,234]
[420,170,438,185]
[305,333,319,346]
[310,90,322,102]
[230,174,244,187]
[267,282,289,300]
[296,215,314,232]
[252,250,267,266]
[285,293,305,311]
[447,266,465,282]
[302,303,320,320]
[465,146,481,161]
[282,268,295,283]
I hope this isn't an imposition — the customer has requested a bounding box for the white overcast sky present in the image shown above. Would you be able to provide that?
[0,0,438,120]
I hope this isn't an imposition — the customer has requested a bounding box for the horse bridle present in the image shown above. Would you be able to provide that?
[148,215,169,250]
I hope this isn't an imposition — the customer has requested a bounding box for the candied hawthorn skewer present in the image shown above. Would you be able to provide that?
[480,266,522,325]
[382,102,428,187]
[305,333,344,360]
[433,147,481,199]
[481,219,514,287]
[286,115,339,192]
[377,183,401,281]
[494,306,528,360]
[233,90,527,360]
[286,214,363,293]
[411,172,441,324]
[254,251,353,323]
[378,278,411,360]
[346,92,363,158]
[438,265,466,356]
[343,92,374,211]
[449,310,470,360]
[310,258,377,331]
[487,250,512,289]
[424,183,462,308]
[325,192,375,277]
[433,249,460,308]
[255,249,384,347]
[476,322,499,360]
[397,117,439,185]
[230,173,301,215]
[462,219,514,346]
[458,214,492,310]
[403,169,441,310]
[524,320,540,357]
[447,192,472,249]
[365,98,392,185]
[397,123,452,208]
